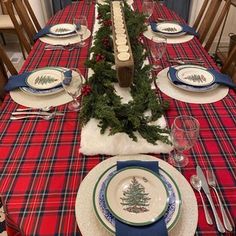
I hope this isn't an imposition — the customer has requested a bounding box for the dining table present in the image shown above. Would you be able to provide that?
[0,1,235,235]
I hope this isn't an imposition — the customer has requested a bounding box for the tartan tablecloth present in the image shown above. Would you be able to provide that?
[0,1,235,235]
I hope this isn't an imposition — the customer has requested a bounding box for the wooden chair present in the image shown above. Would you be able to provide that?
[0,43,17,104]
[0,0,26,58]
[5,0,41,46]
[221,45,236,83]
[193,0,231,51]
[3,0,32,54]
[204,0,231,52]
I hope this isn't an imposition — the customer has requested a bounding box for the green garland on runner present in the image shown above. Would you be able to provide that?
[79,2,171,145]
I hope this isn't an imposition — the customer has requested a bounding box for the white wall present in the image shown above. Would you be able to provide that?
[28,0,53,27]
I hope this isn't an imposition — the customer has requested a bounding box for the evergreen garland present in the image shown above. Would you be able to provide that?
[79,2,171,145]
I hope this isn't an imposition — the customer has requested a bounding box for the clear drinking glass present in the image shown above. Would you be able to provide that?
[73,16,88,47]
[142,0,154,23]
[62,68,83,111]
[149,35,167,71]
[168,115,200,167]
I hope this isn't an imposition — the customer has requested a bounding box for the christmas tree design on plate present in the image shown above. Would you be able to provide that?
[55,28,71,33]
[120,176,151,214]
[162,27,177,32]
[35,75,58,85]
[183,74,206,84]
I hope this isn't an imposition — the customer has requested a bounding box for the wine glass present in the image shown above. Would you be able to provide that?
[168,115,200,167]
[149,35,167,71]
[73,16,88,47]
[142,0,154,23]
[61,68,84,111]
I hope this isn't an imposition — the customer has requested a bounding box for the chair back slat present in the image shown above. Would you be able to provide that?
[221,45,236,82]
[0,44,17,104]
[4,0,31,53]
[204,0,231,52]
[197,0,222,44]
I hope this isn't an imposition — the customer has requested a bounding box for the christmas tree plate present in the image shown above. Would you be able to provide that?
[155,22,185,35]
[167,65,219,92]
[104,167,169,226]
[93,165,181,233]
[49,23,76,36]
[175,66,215,87]
[25,68,62,90]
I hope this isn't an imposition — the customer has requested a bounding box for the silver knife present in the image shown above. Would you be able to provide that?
[12,111,65,116]
[196,166,225,233]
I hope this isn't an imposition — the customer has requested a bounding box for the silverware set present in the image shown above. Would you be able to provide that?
[44,43,80,51]
[11,107,65,120]
[168,58,204,66]
[190,166,233,233]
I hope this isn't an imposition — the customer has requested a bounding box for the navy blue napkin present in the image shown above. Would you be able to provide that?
[116,160,168,236]
[150,22,198,37]
[62,70,72,85]
[33,24,80,41]
[4,72,31,91]
[169,67,236,88]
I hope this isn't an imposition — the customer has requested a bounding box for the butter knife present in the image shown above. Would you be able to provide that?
[12,111,65,116]
[196,165,225,233]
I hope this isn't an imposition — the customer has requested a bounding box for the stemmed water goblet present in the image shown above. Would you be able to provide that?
[61,68,84,111]
[142,0,154,24]
[168,115,200,167]
[149,35,167,71]
[73,16,88,47]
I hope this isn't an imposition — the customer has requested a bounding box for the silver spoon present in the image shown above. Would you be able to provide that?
[10,114,54,120]
[206,170,233,231]
[190,175,213,225]
[16,106,53,112]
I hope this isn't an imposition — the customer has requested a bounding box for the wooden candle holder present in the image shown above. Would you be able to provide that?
[111,1,134,87]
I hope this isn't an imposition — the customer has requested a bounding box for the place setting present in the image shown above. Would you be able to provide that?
[34,17,91,47]
[156,63,235,104]
[4,67,85,111]
[75,154,198,236]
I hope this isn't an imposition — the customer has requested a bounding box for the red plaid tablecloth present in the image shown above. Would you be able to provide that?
[0,1,235,235]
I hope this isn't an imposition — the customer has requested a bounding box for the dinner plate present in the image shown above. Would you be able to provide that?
[93,164,182,233]
[25,68,62,90]
[76,155,197,236]
[49,23,76,36]
[104,167,169,226]
[167,65,219,92]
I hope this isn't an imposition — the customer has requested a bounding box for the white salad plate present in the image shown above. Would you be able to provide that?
[25,67,62,90]
[93,164,182,233]
[104,167,169,226]
[155,22,186,38]
[167,65,219,92]
[49,23,76,35]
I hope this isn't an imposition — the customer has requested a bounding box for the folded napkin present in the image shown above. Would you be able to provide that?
[150,22,198,37]
[169,67,236,88]
[116,160,168,236]
[4,72,31,91]
[33,24,80,41]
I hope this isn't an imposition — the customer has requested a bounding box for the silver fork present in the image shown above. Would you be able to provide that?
[206,169,233,232]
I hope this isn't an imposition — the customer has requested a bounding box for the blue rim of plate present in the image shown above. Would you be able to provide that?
[92,164,182,234]
[20,67,66,96]
[167,65,219,92]
[104,167,169,226]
